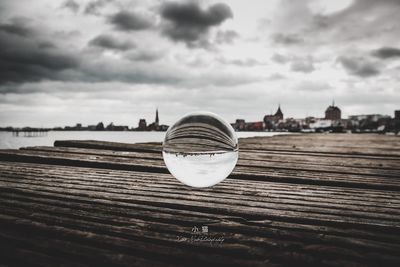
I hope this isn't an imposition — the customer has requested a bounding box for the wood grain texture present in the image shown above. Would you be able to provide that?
[0,133,399,266]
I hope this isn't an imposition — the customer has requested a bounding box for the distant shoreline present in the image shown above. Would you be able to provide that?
[0,129,397,134]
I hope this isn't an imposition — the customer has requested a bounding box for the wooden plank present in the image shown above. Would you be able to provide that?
[1,148,400,191]
[1,162,400,230]
[2,172,400,228]
[2,162,399,204]
[54,134,400,157]
[239,134,400,157]
[1,199,398,267]
[1,162,400,266]
[22,146,400,173]
[54,140,161,154]
[1,134,399,266]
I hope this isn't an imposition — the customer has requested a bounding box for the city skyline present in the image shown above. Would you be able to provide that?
[2,103,399,130]
[1,0,400,127]
[0,100,398,128]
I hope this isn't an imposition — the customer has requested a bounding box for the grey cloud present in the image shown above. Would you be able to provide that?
[338,56,380,77]
[62,0,79,13]
[372,47,400,59]
[271,53,290,64]
[291,57,315,73]
[127,50,165,62]
[2,61,260,94]
[313,0,400,43]
[272,33,304,45]
[160,2,233,46]
[271,53,314,73]
[84,0,110,15]
[0,19,257,91]
[217,57,264,67]
[268,73,286,80]
[88,34,135,51]
[0,21,32,37]
[75,55,260,88]
[269,0,400,49]
[109,11,154,31]
[215,30,239,44]
[0,17,259,91]
[0,21,80,85]
[294,81,332,92]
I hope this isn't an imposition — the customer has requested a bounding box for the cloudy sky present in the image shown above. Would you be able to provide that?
[0,0,399,127]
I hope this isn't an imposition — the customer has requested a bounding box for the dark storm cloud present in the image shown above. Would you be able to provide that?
[88,34,135,50]
[62,0,80,13]
[160,1,233,46]
[338,56,380,77]
[272,33,304,45]
[0,22,32,37]
[109,11,154,31]
[0,21,80,85]
[0,17,257,92]
[372,47,400,59]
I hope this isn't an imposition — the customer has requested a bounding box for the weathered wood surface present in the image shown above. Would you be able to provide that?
[0,133,400,266]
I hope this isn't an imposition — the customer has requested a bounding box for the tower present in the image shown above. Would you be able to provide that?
[325,101,341,120]
[155,108,159,126]
[274,104,284,121]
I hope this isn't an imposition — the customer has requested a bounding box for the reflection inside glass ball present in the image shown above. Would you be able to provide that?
[162,111,238,188]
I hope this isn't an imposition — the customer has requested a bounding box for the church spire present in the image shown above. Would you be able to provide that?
[155,107,159,125]
[274,104,283,120]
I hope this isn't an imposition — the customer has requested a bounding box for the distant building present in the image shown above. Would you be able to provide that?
[284,118,301,132]
[393,110,400,133]
[305,117,317,125]
[106,122,128,131]
[88,125,96,131]
[144,108,168,131]
[232,119,246,131]
[325,101,341,120]
[95,122,104,131]
[138,119,147,130]
[106,122,114,130]
[147,108,160,131]
[310,119,332,129]
[263,105,284,130]
[348,114,388,123]
[274,105,284,121]
[64,123,83,131]
[348,114,391,132]
[147,122,157,131]
[245,121,264,131]
[158,125,169,131]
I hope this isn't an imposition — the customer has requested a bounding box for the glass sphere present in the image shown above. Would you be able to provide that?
[162,111,238,188]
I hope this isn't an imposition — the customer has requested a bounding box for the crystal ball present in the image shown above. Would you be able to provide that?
[162,111,238,188]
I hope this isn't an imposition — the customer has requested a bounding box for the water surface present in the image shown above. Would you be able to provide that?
[0,131,288,149]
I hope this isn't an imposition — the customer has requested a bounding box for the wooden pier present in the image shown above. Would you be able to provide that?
[0,133,399,266]
[12,128,49,137]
